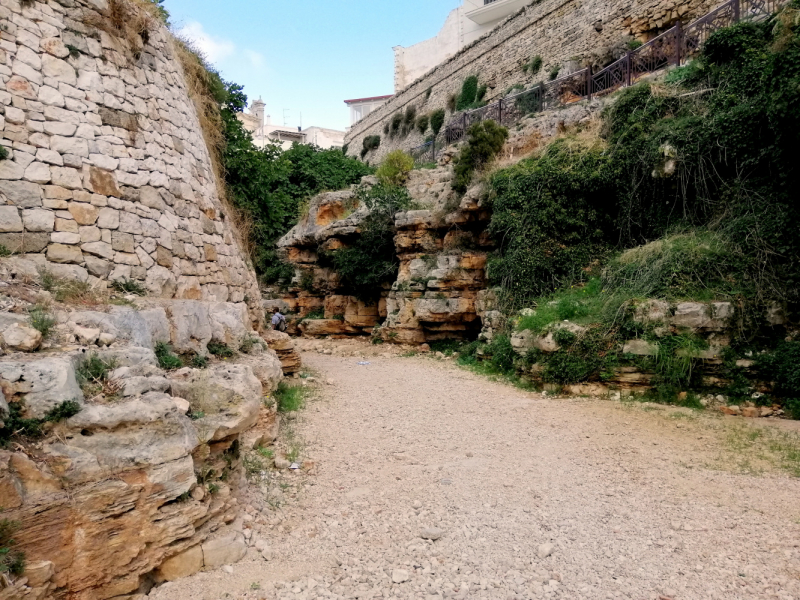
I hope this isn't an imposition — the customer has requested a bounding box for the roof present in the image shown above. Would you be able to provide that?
[343,95,393,105]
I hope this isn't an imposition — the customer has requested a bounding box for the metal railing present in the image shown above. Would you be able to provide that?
[436,0,788,149]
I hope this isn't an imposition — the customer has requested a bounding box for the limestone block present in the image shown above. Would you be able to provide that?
[80,226,101,243]
[156,245,173,268]
[51,231,81,244]
[0,160,24,180]
[622,339,658,356]
[119,211,143,235]
[41,37,70,59]
[87,166,122,197]
[46,243,83,263]
[114,251,140,266]
[84,254,112,278]
[111,230,136,253]
[2,323,43,352]
[51,135,89,157]
[43,121,78,136]
[249,349,284,394]
[0,206,23,232]
[169,364,261,441]
[156,546,204,582]
[81,241,114,260]
[144,265,177,298]
[23,560,55,588]
[121,376,171,397]
[24,161,52,184]
[73,325,101,346]
[55,218,79,233]
[0,232,49,253]
[201,531,247,570]
[0,180,43,207]
[672,302,709,329]
[42,55,77,86]
[51,167,83,190]
[97,206,120,229]
[68,202,99,225]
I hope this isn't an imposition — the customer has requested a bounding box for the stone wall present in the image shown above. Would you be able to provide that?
[0,0,261,315]
[345,0,719,163]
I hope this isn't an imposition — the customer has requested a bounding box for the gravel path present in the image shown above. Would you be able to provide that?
[151,352,800,600]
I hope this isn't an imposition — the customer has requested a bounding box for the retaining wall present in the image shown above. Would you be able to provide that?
[0,0,261,311]
[344,0,719,163]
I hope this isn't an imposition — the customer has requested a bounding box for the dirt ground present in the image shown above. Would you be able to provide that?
[150,350,800,600]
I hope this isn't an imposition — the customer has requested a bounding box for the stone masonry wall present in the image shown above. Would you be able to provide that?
[0,0,261,312]
[344,0,719,163]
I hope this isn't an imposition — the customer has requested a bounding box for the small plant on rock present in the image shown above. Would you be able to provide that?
[190,354,209,369]
[28,305,56,339]
[111,278,146,296]
[430,109,446,137]
[207,341,235,358]
[0,244,11,257]
[155,342,183,370]
[0,518,25,576]
[274,381,306,413]
[416,114,429,135]
[76,353,118,396]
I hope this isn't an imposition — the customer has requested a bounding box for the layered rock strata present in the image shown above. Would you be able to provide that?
[0,295,284,599]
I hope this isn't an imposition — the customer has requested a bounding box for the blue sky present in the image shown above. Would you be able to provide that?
[164,0,459,131]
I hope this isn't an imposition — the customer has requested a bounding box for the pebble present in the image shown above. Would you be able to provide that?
[538,543,554,559]
[392,569,409,583]
[421,527,444,540]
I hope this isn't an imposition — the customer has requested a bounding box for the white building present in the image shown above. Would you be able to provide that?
[394,0,535,92]
[238,98,346,151]
[344,95,394,128]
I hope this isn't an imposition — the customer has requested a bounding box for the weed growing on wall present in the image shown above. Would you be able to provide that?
[361,135,381,158]
[456,76,488,111]
[430,110,446,137]
[416,115,430,135]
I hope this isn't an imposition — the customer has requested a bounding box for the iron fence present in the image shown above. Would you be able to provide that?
[410,140,437,167]
[440,0,788,150]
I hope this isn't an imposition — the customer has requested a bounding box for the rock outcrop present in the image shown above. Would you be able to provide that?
[0,296,285,599]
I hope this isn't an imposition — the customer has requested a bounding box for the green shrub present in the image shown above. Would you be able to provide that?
[0,146,8,161]
[602,230,749,300]
[28,305,56,338]
[403,105,417,128]
[487,137,616,304]
[274,381,306,413]
[190,354,209,369]
[323,184,412,301]
[77,353,117,390]
[416,115,429,135]
[218,82,372,283]
[207,341,235,358]
[627,39,643,50]
[155,342,183,370]
[548,66,560,80]
[757,342,800,418]
[456,75,487,111]
[430,109,446,136]
[0,244,11,257]
[375,150,414,186]
[1,400,81,445]
[452,120,509,194]
[425,87,432,101]
[486,334,516,373]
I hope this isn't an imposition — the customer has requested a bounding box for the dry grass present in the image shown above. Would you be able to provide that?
[82,0,160,60]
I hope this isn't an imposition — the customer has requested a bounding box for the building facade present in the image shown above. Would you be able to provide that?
[344,95,394,128]
[238,98,346,151]
[393,0,534,92]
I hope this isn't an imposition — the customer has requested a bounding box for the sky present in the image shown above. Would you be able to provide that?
[164,0,460,132]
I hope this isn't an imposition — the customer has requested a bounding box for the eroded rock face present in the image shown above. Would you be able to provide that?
[276,168,493,344]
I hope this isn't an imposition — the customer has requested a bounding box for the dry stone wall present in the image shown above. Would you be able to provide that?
[0,0,261,314]
[345,0,719,163]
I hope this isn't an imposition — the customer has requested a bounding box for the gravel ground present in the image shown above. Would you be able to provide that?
[150,351,800,600]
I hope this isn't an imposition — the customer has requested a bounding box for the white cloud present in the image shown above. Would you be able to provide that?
[178,21,235,64]
[245,50,266,70]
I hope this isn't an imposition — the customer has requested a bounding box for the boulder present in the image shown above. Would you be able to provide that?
[169,364,262,442]
[622,339,658,356]
[73,325,100,346]
[248,349,284,393]
[2,323,43,352]
[201,531,247,570]
[156,546,204,582]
